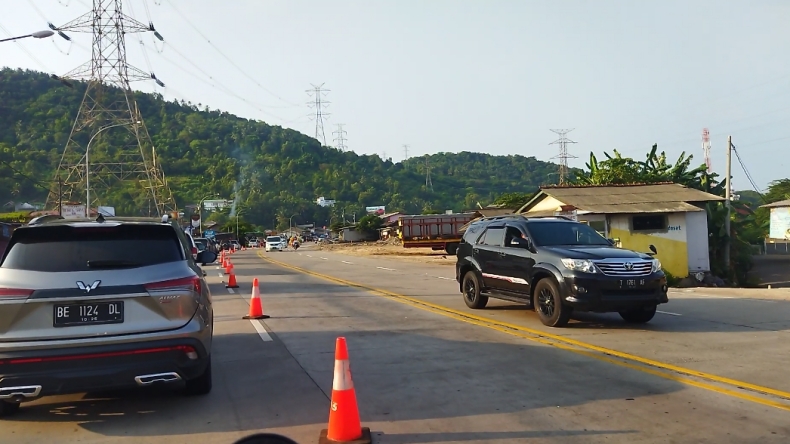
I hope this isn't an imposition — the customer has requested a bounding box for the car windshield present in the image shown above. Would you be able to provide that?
[267,236,281,243]
[1,224,184,272]
[527,221,611,247]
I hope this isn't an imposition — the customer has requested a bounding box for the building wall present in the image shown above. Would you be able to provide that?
[685,211,711,272]
[608,212,689,277]
[769,207,790,240]
[341,228,368,242]
[528,196,566,213]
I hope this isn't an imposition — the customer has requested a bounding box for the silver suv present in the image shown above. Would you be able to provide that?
[0,216,217,417]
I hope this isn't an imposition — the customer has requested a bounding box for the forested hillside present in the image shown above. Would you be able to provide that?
[0,68,568,227]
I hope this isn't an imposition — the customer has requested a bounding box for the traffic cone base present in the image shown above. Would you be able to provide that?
[318,427,371,444]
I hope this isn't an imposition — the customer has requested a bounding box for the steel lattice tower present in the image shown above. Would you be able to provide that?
[45,0,176,217]
[307,83,330,146]
[333,124,347,151]
[549,128,578,185]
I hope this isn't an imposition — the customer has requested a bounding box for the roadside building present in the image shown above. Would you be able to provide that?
[516,183,724,278]
[760,199,790,255]
[339,226,376,242]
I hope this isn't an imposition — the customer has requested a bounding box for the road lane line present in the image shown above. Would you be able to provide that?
[377,266,396,271]
[218,272,224,277]
[657,310,682,316]
[342,261,353,264]
[321,257,329,260]
[227,288,234,294]
[257,251,790,411]
[250,319,273,342]
[436,276,454,280]
[306,255,313,257]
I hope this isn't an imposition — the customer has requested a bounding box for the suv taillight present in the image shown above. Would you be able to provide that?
[191,247,198,255]
[0,288,34,300]
[145,276,201,294]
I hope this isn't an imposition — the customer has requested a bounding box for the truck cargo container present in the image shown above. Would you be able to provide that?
[398,213,476,255]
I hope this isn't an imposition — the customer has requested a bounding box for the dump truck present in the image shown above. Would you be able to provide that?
[398,213,477,255]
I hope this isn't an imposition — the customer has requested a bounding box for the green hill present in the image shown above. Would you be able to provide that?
[0,68,569,228]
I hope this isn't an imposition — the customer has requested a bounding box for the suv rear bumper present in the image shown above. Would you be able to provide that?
[561,274,669,313]
[0,338,208,401]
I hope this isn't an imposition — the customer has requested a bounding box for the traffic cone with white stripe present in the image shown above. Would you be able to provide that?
[319,337,371,444]
[243,278,268,320]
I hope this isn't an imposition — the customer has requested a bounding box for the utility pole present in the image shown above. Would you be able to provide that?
[425,155,433,192]
[724,135,732,270]
[333,124,347,151]
[45,0,176,217]
[307,83,330,146]
[549,129,578,185]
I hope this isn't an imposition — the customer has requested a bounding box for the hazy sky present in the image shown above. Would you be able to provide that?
[2,0,789,192]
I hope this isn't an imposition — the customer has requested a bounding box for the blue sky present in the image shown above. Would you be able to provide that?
[2,0,789,191]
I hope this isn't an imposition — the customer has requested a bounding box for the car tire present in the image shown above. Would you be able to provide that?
[619,305,657,324]
[462,271,488,309]
[534,278,572,327]
[184,356,212,396]
[0,400,20,417]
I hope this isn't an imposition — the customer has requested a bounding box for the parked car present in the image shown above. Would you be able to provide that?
[248,239,259,248]
[0,215,217,417]
[265,236,285,252]
[230,240,241,251]
[456,215,668,327]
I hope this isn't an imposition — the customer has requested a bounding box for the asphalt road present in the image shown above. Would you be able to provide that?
[4,245,790,443]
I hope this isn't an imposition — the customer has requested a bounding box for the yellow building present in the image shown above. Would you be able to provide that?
[516,183,724,278]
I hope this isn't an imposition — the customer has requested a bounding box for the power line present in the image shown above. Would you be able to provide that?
[162,0,301,107]
[731,143,766,202]
[307,83,330,146]
[332,124,347,151]
[549,129,577,185]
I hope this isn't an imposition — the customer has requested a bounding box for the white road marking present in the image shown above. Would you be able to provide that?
[342,260,353,264]
[227,288,235,294]
[436,276,454,280]
[321,257,329,260]
[250,319,273,342]
[218,273,224,277]
[306,255,313,257]
[657,310,682,316]
[377,266,396,271]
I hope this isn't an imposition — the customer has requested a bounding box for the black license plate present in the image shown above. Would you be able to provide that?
[53,301,124,327]
[619,279,647,289]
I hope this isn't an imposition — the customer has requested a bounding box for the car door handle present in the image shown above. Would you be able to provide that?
[473,248,479,254]
[498,251,507,257]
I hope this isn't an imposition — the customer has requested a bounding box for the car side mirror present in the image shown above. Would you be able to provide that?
[510,237,531,249]
[196,250,217,265]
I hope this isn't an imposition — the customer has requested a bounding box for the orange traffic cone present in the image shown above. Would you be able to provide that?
[226,270,239,289]
[224,262,232,275]
[243,278,268,319]
[319,337,371,444]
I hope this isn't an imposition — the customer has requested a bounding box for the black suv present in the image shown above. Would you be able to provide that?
[456,215,668,327]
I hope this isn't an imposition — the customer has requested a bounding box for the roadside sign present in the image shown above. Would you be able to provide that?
[204,230,216,238]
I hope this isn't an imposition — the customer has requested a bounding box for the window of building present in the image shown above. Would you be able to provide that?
[632,215,667,231]
[587,220,606,235]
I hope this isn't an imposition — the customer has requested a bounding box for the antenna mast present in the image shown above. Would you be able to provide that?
[702,128,712,173]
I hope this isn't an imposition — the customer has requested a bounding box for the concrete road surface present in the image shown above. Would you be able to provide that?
[4,246,790,443]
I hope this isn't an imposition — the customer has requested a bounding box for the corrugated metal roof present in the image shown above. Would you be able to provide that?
[519,183,723,214]
[760,199,790,209]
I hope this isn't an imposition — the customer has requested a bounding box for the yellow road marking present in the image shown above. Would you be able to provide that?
[256,251,790,411]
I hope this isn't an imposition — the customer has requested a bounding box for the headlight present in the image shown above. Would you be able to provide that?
[561,258,597,273]
[651,259,662,273]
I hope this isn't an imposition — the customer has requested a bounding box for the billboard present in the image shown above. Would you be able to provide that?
[769,207,790,239]
[366,206,385,215]
[62,204,86,219]
[203,199,231,210]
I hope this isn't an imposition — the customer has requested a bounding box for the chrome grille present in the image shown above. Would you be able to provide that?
[594,260,653,277]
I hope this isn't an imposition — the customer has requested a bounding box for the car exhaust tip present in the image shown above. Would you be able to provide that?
[0,385,42,401]
[134,372,182,386]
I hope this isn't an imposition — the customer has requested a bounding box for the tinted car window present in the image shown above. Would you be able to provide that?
[267,236,282,243]
[527,221,610,246]
[481,227,505,247]
[1,225,185,272]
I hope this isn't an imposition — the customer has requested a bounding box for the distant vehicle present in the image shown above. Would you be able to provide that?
[398,213,477,255]
[456,215,668,327]
[248,239,259,248]
[230,240,241,250]
[0,215,217,417]
[265,236,285,252]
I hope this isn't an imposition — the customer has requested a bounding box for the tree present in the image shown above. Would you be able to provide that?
[493,192,536,209]
[356,214,383,234]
